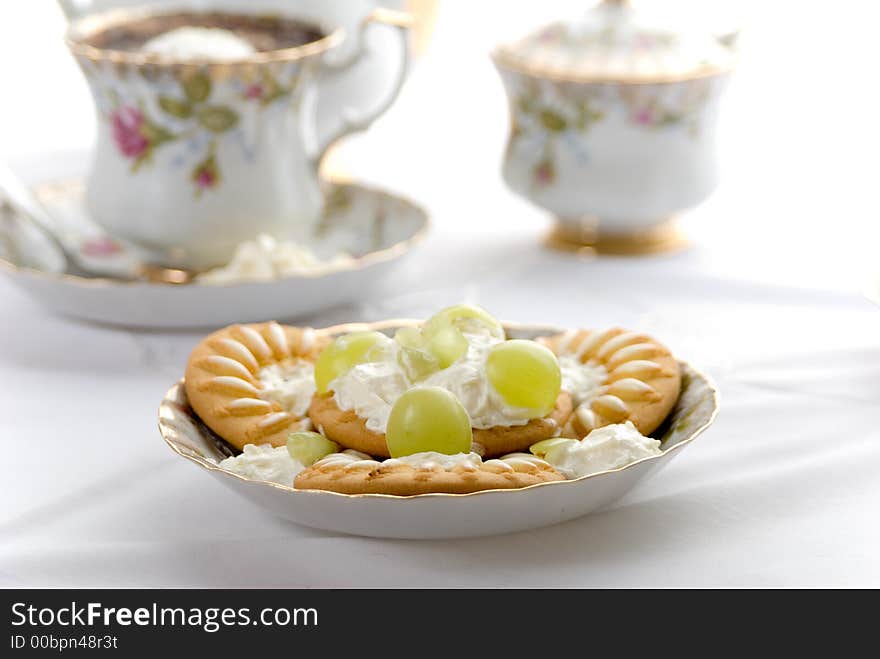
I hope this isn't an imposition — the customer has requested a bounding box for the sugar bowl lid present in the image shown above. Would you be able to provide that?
[493,0,736,83]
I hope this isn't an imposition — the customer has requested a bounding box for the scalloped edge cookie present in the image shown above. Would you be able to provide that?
[294,450,565,495]
[185,322,331,450]
[537,327,681,438]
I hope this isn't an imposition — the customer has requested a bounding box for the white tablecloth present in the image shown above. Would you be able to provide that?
[2,1,880,587]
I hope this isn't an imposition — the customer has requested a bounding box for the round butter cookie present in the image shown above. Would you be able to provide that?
[537,328,681,438]
[185,322,330,450]
[308,391,573,459]
[294,450,565,495]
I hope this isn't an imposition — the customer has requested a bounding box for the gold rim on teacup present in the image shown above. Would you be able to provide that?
[65,6,343,70]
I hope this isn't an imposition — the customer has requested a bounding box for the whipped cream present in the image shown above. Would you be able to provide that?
[197,234,351,284]
[217,444,304,484]
[142,27,257,60]
[387,452,482,471]
[330,342,408,433]
[330,330,538,433]
[258,360,315,417]
[541,422,661,479]
[313,449,551,474]
[559,355,607,405]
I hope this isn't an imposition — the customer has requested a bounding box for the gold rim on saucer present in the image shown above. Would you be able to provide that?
[0,178,430,288]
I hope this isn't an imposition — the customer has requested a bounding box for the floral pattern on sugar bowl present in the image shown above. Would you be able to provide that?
[81,61,305,195]
[496,66,732,234]
[502,72,723,189]
[490,0,737,245]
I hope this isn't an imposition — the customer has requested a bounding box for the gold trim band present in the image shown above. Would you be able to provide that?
[491,48,735,86]
[66,7,344,68]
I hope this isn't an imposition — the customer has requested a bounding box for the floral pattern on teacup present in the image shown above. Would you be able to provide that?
[80,235,124,258]
[83,62,302,195]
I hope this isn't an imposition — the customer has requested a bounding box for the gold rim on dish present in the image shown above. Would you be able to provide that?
[158,320,719,500]
[0,178,430,289]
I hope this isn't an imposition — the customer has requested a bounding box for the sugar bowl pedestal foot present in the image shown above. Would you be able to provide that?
[545,217,687,256]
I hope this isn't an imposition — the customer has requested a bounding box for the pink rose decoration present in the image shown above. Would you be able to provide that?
[192,155,219,191]
[111,106,149,159]
[195,168,217,189]
[244,84,264,100]
[634,108,655,125]
[81,236,123,258]
[534,160,555,185]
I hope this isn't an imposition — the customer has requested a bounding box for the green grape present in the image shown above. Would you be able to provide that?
[394,326,424,349]
[286,431,339,466]
[394,327,440,381]
[385,386,473,458]
[486,339,561,415]
[398,345,440,381]
[426,324,469,368]
[423,304,505,340]
[529,437,574,458]
[314,331,388,394]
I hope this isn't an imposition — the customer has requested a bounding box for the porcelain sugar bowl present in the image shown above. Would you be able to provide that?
[492,0,737,254]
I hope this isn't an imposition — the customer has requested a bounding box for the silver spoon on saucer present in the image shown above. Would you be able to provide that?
[0,161,195,284]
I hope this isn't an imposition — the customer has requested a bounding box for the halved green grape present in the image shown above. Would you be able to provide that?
[397,345,440,381]
[394,326,424,349]
[385,386,473,458]
[314,331,388,394]
[422,304,505,340]
[395,327,441,381]
[425,324,469,368]
[529,437,574,458]
[287,431,339,466]
[486,339,561,415]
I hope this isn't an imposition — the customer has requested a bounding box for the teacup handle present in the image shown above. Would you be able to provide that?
[307,7,411,166]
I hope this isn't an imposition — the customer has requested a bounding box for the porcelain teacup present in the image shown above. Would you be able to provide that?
[66,4,409,270]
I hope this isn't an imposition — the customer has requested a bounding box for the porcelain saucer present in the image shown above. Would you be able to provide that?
[0,179,428,328]
[158,321,719,540]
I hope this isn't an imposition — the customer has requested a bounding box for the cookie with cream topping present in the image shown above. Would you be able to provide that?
[537,328,681,438]
[308,307,574,458]
[294,450,564,495]
[309,391,571,458]
[184,322,330,450]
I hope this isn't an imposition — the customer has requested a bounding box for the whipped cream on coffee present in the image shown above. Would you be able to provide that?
[142,26,256,60]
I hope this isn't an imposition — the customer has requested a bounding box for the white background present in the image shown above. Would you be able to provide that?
[1,1,879,587]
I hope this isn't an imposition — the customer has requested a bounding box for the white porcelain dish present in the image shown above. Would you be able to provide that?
[158,321,719,539]
[0,179,428,328]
